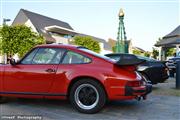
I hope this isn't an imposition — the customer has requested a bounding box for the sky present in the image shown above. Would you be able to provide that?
[0,0,179,51]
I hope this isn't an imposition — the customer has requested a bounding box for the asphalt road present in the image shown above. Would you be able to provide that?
[0,94,179,120]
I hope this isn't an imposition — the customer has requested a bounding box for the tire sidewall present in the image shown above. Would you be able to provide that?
[69,79,106,114]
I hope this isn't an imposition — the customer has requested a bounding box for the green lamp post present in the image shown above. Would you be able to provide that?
[115,8,129,53]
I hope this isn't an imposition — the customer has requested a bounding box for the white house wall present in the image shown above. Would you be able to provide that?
[0,56,3,63]
[99,42,112,55]
[25,19,38,33]
[51,35,69,44]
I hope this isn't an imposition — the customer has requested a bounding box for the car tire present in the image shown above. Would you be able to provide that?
[0,96,8,103]
[69,79,106,114]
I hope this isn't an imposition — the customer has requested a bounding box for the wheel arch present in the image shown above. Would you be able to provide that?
[139,71,157,84]
[139,71,150,79]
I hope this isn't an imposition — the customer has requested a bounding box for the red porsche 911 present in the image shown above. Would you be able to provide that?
[0,44,152,113]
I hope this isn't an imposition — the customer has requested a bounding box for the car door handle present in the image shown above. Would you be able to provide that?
[45,69,56,73]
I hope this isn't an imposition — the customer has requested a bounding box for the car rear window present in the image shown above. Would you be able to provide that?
[62,51,91,64]
[78,48,115,62]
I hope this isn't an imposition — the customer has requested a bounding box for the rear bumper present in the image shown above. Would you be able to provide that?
[125,84,152,96]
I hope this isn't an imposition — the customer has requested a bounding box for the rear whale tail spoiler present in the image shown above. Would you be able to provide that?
[114,54,146,66]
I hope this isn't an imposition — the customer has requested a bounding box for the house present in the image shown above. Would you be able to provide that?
[155,25,180,60]
[12,9,112,54]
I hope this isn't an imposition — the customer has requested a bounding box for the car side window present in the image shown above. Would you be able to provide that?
[32,48,65,64]
[62,51,91,64]
[21,48,38,64]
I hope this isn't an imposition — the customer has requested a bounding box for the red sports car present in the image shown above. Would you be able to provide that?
[0,44,152,113]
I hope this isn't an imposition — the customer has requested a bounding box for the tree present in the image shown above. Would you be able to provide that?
[152,47,159,59]
[133,49,141,55]
[73,36,100,53]
[144,51,150,57]
[0,25,45,57]
[112,46,116,53]
[0,26,2,54]
[165,48,175,57]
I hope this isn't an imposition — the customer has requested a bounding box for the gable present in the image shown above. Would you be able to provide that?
[12,9,74,35]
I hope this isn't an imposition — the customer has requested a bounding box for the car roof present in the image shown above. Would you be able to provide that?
[172,57,180,58]
[105,53,132,56]
[170,57,180,60]
[36,44,85,50]
[106,53,130,55]
[135,55,157,61]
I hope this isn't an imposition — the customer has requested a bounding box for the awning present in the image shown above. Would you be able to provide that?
[155,25,180,47]
[155,37,180,47]
[45,25,78,36]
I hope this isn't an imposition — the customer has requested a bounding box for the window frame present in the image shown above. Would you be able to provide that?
[19,47,66,65]
[61,50,92,65]
[18,48,39,65]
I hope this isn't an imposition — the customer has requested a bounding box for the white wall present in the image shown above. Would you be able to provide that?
[99,43,112,55]
[0,55,3,63]
[51,35,69,44]
[25,19,38,33]
[99,43,104,54]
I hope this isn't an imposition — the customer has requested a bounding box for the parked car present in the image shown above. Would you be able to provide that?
[105,53,169,84]
[0,44,152,114]
[166,56,180,74]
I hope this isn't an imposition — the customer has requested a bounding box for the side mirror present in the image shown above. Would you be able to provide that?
[10,58,16,66]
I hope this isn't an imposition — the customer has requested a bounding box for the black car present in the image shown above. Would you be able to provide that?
[166,56,180,74]
[105,53,169,84]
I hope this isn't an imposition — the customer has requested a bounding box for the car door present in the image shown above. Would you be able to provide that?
[3,47,65,94]
[47,50,92,95]
[0,65,4,92]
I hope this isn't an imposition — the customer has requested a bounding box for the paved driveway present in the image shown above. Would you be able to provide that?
[0,94,179,120]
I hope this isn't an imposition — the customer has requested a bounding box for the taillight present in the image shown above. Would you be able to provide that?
[126,81,142,87]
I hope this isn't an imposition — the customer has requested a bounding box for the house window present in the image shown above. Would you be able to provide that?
[64,35,72,39]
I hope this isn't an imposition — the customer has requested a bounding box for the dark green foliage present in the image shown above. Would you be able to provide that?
[112,46,116,53]
[152,47,159,59]
[165,48,176,57]
[133,49,141,55]
[144,51,150,57]
[0,25,45,57]
[73,36,100,53]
